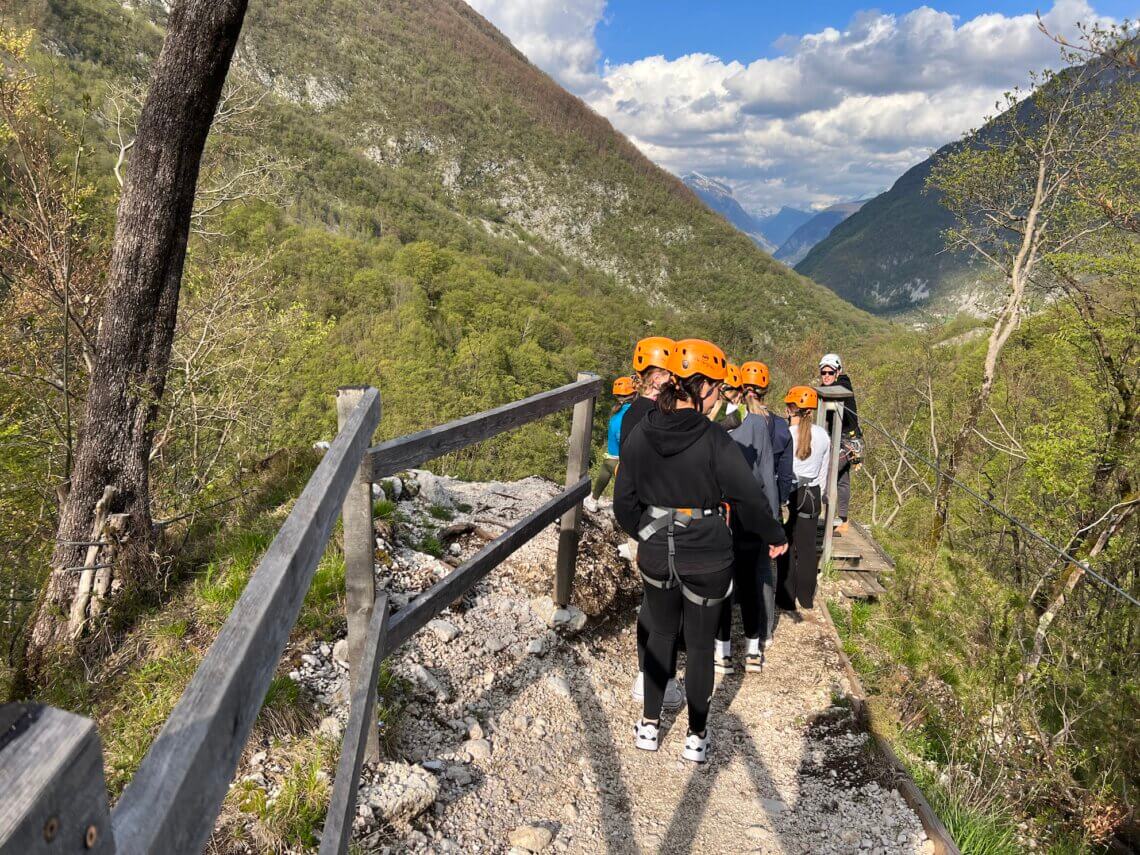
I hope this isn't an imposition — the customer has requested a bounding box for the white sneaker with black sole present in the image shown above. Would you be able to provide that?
[634,719,659,752]
[682,731,709,763]
[631,673,685,711]
[583,496,599,513]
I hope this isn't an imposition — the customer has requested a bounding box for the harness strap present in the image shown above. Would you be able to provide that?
[637,507,733,608]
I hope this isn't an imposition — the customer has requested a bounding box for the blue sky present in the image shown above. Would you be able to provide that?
[596,1,1138,64]
[467,1,1137,211]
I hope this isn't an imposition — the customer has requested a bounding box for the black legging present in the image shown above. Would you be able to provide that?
[716,543,774,643]
[777,485,821,609]
[641,565,732,734]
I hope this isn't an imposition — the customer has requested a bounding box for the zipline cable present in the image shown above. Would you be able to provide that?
[857,414,1140,610]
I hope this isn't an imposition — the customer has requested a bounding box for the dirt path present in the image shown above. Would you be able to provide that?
[289,473,934,854]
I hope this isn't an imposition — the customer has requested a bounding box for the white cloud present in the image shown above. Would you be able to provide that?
[463,0,607,95]
[464,1,1116,211]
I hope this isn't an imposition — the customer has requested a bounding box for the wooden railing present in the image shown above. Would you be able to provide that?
[0,374,600,855]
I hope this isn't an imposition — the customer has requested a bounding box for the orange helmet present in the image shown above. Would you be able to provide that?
[740,361,770,390]
[668,339,728,381]
[633,337,674,373]
[724,364,742,389]
[784,385,818,410]
[612,376,636,396]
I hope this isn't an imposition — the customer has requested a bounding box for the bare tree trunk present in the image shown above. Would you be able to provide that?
[931,155,1046,545]
[27,0,249,675]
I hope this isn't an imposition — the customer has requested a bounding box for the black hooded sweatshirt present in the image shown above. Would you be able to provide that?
[618,395,656,453]
[824,373,862,438]
[614,408,787,575]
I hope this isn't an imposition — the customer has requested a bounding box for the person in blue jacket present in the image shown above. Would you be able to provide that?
[585,376,636,512]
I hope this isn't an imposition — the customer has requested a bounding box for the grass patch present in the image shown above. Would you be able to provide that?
[454,502,473,514]
[416,534,444,558]
[373,498,396,519]
[427,503,454,521]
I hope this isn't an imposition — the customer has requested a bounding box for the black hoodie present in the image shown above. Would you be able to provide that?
[614,408,787,575]
[824,373,861,438]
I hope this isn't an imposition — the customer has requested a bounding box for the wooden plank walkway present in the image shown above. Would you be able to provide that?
[819,521,895,601]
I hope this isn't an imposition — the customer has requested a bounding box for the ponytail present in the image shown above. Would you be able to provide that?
[658,374,711,414]
[795,408,814,460]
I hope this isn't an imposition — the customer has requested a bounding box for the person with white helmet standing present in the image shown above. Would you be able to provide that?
[818,353,863,536]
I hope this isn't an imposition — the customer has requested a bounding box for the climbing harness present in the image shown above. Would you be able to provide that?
[636,505,733,607]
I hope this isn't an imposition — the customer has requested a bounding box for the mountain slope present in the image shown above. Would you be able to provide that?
[18,0,883,449]
[793,152,986,315]
[682,173,776,252]
[774,201,866,266]
[795,57,1134,317]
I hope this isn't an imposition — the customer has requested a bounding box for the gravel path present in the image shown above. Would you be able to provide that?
[284,472,935,854]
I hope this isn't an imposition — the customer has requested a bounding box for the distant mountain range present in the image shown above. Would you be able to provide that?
[681,174,861,263]
[774,201,866,265]
[755,206,814,248]
[681,173,776,252]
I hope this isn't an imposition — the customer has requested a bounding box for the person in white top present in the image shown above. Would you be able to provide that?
[776,386,830,619]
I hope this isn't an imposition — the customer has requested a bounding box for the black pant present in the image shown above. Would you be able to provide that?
[716,544,774,643]
[641,565,732,734]
[777,485,821,609]
[637,592,678,675]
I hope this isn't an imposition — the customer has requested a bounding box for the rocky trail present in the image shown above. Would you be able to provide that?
[243,471,935,854]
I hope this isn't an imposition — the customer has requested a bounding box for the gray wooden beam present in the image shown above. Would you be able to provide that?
[554,372,597,606]
[385,476,590,653]
[318,595,389,855]
[111,388,381,855]
[0,704,115,854]
[366,375,602,481]
[337,387,381,763]
[815,400,845,569]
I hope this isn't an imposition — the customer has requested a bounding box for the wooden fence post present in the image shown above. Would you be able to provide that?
[816,401,845,569]
[337,387,382,763]
[554,372,596,606]
[0,704,115,854]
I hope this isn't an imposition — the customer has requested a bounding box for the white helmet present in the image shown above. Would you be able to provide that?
[819,353,842,372]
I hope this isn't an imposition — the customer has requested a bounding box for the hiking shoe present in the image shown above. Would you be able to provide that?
[634,719,659,752]
[745,653,764,673]
[584,496,599,513]
[714,653,734,675]
[682,731,709,763]
[834,519,849,537]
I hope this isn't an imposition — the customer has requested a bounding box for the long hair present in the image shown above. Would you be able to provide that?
[611,394,635,414]
[658,374,712,414]
[744,388,769,417]
[793,407,814,460]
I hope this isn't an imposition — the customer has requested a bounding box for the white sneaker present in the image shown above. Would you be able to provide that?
[682,731,709,763]
[584,496,599,513]
[617,542,633,562]
[634,719,659,752]
[713,653,734,675]
[631,673,685,711]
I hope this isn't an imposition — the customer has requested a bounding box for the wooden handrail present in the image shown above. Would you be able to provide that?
[2,374,600,855]
[111,389,381,854]
[366,375,602,481]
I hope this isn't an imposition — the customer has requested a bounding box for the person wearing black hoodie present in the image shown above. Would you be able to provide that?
[819,353,862,534]
[614,339,787,763]
[623,337,685,711]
